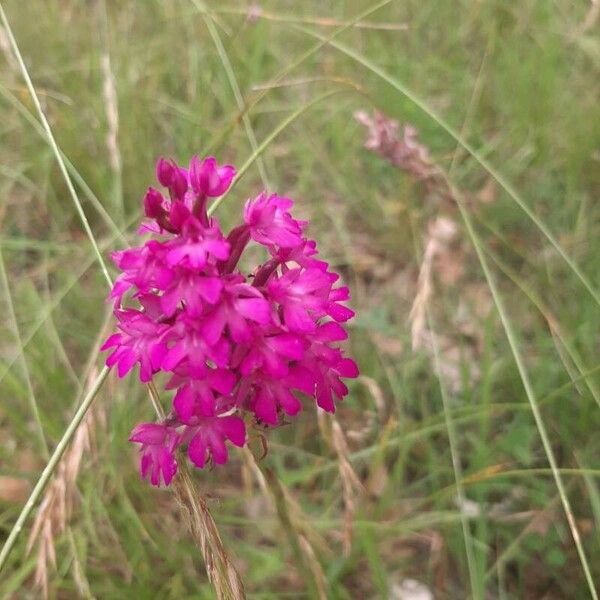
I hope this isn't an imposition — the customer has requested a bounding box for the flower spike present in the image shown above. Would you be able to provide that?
[103,155,358,486]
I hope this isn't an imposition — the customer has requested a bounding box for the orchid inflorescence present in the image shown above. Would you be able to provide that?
[101,156,358,487]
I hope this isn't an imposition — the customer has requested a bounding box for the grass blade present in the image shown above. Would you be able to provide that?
[0,366,110,573]
[191,0,393,124]
[191,0,270,190]
[0,249,49,458]
[282,28,598,593]
[0,82,123,239]
[449,182,598,599]
[209,89,343,216]
[0,2,112,287]
[296,26,600,309]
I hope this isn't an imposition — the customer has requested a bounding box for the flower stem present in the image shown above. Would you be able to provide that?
[172,460,246,599]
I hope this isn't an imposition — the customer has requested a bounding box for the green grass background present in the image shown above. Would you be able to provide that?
[1,0,600,598]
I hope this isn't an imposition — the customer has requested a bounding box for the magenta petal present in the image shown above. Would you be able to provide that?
[316,383,335,413]
[109,278,132,301]
[270,228,303,248]
[328,303,355,322]
[100,333,122,351]
[337,357,359,378]
[213,165,236,195]
[201,309,226,345]
[129,423,166,444]
[262,351,289,378]
[268,334,304,360]
[226,312,251,343]
[240,348,261,375]
[166,246,189,267]
[117,350,137,378]
[208,369,236,395]
[283,303,316,333]
[144,187,166,219]
[156,158,171,187]
[105,349,120,368]
[287,366,316,395]
[254,391,278,425]
[140,453,151,480]
[197,277,223,303]
[169,202,191,229]
[316,322,348,342]
[205,239,230,261]
[197,387,216,416]
[160,288,180,316]
[188,433,208,468]
[330,286,350,301]
[280,390,302,417]
[150,464,160,486]
[236,298,271,324]
[190,156,236,197]
[173,386,195,422]
[156,157,187,198]
[209,435,228,465]
[188,155,204,194]
[162,341,187,371]
[138,361,153,383]
[211,338,230,368]
[159,447,177,486]
[149,341,168,370]
[219,416,246,447]
[331,379,349,400]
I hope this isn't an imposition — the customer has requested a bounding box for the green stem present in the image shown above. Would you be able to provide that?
[192,0,271,190]
[208,89,343,217]
[0,1,113,288]
[0,366,110,573]
[296,26,600,309]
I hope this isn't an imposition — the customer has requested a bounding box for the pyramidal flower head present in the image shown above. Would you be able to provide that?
[102,155,358,487]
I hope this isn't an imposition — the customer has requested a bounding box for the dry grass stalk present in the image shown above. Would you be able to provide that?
[355,108,484,392]
[241,447,328,598]
[578,0,599,34]
[358,375,386,422]
[243,5,408,30]
[354,110,452,200]
[297,535,328,599]
[171,460,245,600]
[263,470,328,600]
[100,51,121,176]
[317,411,364,556]
[0,23,17,72]
[145,378,246,600]
[409,216,460,349]
[330,418,363,554]
[242,446,327,553]
[26,369,101,599]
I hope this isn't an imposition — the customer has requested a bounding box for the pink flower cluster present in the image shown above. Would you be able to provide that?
[101,156,358,487]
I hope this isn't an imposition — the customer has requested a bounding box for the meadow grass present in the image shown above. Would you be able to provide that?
[1,0,600,598]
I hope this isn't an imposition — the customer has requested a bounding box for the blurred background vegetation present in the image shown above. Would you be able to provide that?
[1,1,600,598]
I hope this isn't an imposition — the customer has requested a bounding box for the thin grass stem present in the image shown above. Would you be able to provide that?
[295,27,600,309]
[189,0,393,124]
[191,0,270,189]
[406,212,480,597]
[448,181,598,600]
[0,82,123,239]
[0,249,49,458]
[0,3,113,287]
[209,89,343,216]
[0,366,110,573]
